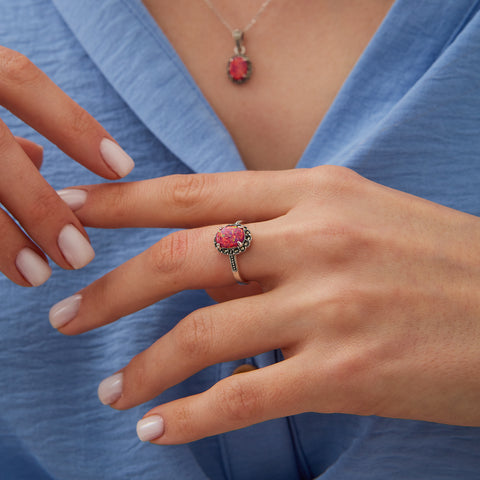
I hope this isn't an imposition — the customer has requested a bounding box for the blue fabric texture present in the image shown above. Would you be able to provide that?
[0,0,480,478]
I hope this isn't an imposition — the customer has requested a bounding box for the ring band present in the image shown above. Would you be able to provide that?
[214,221,252,284]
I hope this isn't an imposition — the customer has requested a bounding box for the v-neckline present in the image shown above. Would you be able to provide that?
[130,0,400,172]
[52,0,469,173]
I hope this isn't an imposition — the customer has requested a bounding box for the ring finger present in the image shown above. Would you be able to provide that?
[49,220,281,335]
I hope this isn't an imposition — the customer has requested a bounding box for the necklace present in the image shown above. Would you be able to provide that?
[202,0,275,84]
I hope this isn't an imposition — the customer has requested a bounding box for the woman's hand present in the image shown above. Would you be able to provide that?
[51,166,480,444]
[0,46,134,287]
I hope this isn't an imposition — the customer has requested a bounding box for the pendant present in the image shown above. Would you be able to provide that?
[227,29,252,84]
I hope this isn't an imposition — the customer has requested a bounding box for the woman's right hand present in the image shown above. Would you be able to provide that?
[0,46,135,287]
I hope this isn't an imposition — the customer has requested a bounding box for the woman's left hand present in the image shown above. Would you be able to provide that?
[51,166,480,444]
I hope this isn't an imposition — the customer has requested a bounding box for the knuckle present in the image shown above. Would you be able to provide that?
[310,165,363,198]
[93,184,132,225]
[296,217,372,267]
[313,164,359,183]
[214,377,262,423]
[67,107,97,139]
[0,47,39,88]
[148,230,189,276]
[322,352,376,417]
[166,174,209,211]
[28,189,64,226]
[170,403,196,438]
[174,310,216,360]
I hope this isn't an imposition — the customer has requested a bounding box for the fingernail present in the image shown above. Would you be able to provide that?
[57,189,87,211]
[100,138,135,178]
[16,248,52,286]
[49,294,82,329]
[137,415,165,442]
[98,373,123,405]
[58,224,95,269]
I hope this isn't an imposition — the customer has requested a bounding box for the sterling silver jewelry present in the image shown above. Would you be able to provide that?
[214,221,252,284]
[201,0,276,84]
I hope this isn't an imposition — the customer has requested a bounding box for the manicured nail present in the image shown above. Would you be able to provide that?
[58,224,95,269]
[100,138,135,178]
[137,415,165,442]
[16,248,52,287]
[49,294,82,329]
[57,189,87,211]
[98,373,123,405]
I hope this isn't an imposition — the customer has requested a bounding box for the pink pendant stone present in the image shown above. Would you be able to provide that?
[216,225,245,249]
[228,55,251,83]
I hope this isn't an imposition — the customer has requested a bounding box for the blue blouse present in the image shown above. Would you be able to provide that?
[1,0,480,478]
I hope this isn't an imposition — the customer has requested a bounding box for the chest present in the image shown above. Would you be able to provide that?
[142,0,394,170]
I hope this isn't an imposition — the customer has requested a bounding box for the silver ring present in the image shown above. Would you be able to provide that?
[214,221,252,284]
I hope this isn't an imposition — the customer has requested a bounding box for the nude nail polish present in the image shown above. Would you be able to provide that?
[49,294,82,329]
[16,248,52,287]
[58,224,95,269]
[100,138,135,178]
[98,373,123,405]
[57,189,87,211]
[136,415,165,442]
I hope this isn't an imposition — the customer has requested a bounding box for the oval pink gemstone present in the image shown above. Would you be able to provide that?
[228,56,249,81]
[216,225,245,249]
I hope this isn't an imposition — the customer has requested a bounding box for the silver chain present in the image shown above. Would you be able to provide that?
[202,0,275,34]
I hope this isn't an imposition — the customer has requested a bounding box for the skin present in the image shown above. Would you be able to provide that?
[0,0,393,284]
[2,0,479,447]
[57,168,480,444]
[142,0,395,170]
[0,46,129,286]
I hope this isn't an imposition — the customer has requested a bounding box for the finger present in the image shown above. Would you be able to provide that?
[50,222,279,334]
[97,291,299,410]
[0,207,51,286]
[0,47,134,178]
[206,281,263,303]
[136,360,308,445]
[14,136,43,169]
[64,169,310,228]
[0,120,95,270]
